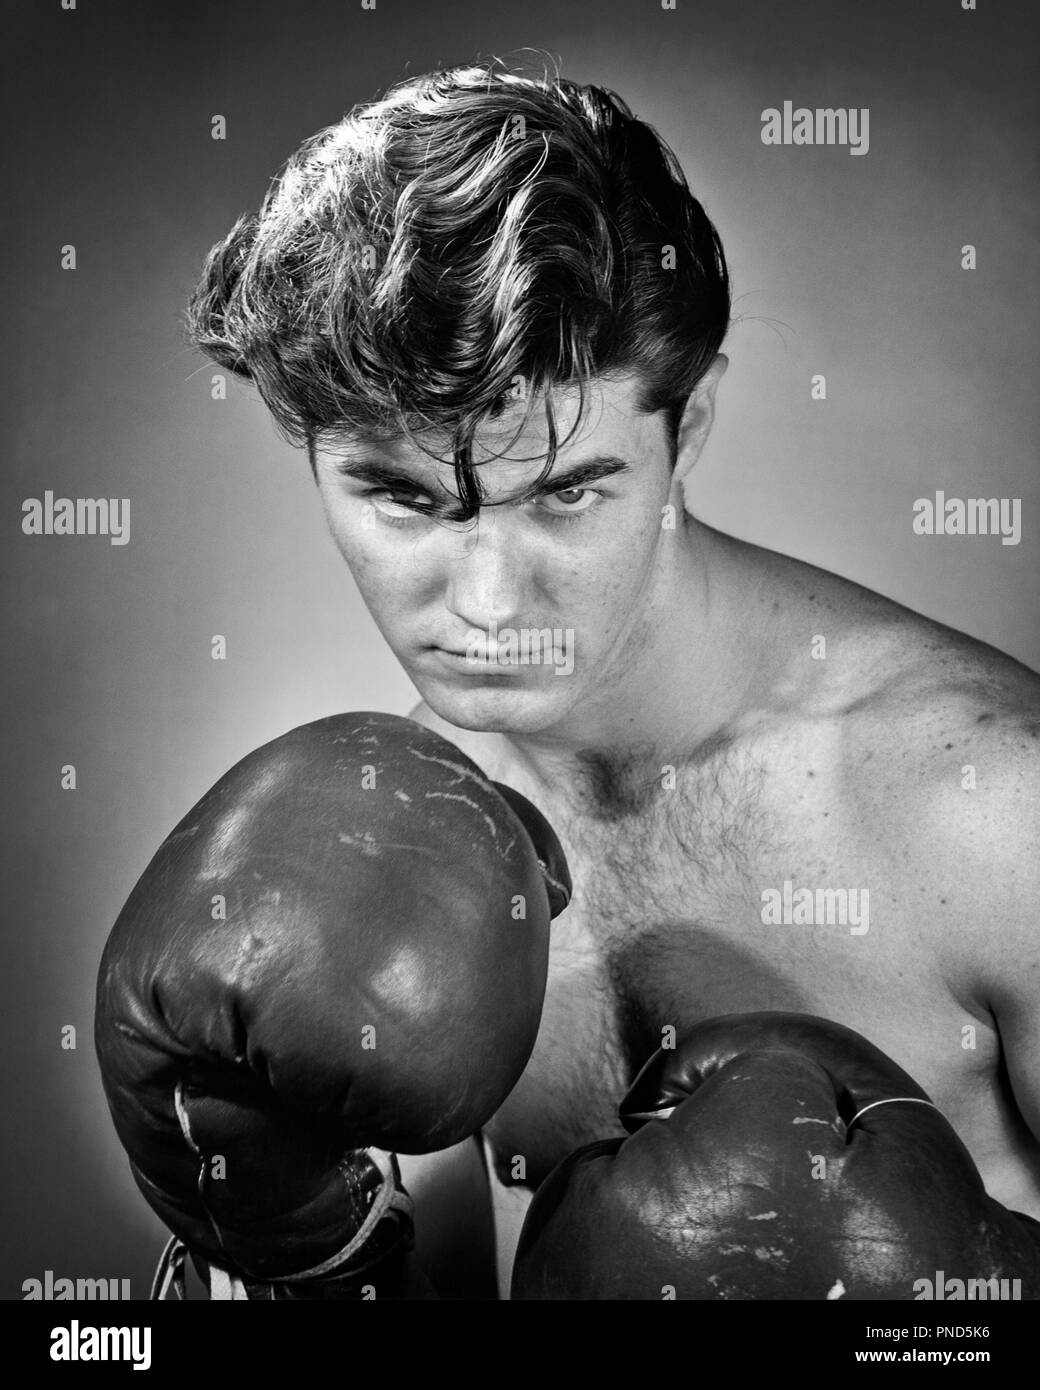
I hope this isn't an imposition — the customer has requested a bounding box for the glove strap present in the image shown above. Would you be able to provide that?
[282,1147,413,1282]
[150,1236,188,1301]
[632,1095,943,1132]
[846,1096,940,1131]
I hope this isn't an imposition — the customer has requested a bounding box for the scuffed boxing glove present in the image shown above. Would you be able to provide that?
[96,712,570,1299]
[512,1011,1040,1300]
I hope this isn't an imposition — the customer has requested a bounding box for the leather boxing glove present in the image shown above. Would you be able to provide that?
[96,712,570,1298]
[512,1011,1040,1300]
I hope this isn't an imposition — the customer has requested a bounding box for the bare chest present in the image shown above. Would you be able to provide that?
[483,753,1010,1192]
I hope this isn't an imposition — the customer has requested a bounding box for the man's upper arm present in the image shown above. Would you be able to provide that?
[980,798,1040,1145]
[904,724,1040,1143]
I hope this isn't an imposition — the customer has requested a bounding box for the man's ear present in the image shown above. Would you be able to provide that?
[672,354,728,491]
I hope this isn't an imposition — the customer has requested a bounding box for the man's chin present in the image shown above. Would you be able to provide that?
[416,675,573,736]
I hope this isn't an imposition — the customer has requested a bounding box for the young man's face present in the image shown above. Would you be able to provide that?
[312,373,681,736]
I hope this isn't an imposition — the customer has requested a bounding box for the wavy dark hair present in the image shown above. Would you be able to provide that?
[185,59,730,521]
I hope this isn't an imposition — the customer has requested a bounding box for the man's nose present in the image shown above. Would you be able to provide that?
[442,508,529,631]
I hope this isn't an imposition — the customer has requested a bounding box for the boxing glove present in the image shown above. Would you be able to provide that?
[96,711,570,1298]
[512,1011,1040,1300]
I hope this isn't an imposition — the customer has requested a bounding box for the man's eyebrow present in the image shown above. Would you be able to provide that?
[514,456,633,500]
[329,459,446,491]
[328,454,633,498]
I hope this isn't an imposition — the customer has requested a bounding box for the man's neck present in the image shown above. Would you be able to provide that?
[494,523,795,791]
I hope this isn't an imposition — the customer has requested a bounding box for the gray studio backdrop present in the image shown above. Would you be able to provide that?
[3,0,1037,1296]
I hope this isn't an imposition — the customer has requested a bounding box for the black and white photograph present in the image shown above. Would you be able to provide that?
[4,0,1038,1362]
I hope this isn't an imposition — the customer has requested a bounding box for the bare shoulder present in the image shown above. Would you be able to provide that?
[761,553,1040,827]
[832,612,1040,806]
[823,612,1040,997]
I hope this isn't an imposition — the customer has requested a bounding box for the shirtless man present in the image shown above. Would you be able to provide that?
[341,371,1040,1295]
[100,60,1040,1299]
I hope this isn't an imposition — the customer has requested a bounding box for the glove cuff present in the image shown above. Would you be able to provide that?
[150,1149,416,1301]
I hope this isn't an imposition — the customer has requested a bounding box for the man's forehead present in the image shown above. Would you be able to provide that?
[316,374,647,474]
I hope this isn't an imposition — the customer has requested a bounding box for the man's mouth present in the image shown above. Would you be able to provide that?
[428,646,526,676]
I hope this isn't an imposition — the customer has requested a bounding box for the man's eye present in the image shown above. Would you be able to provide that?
[369,491,428,518]
[539,488,599,516]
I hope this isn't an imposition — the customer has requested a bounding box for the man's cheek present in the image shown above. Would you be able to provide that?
[332,528,392,585]
[352,563,403,614]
